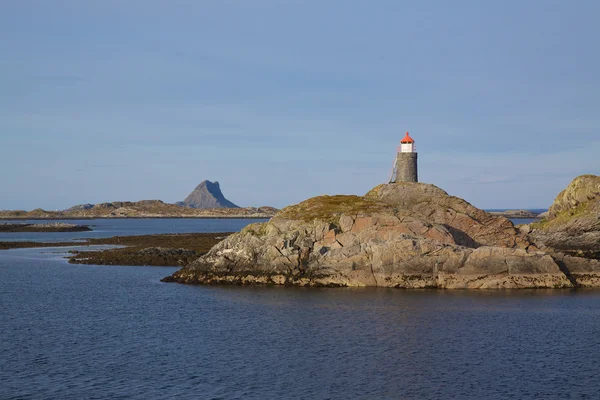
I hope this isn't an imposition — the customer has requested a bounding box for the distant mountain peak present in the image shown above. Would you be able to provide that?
[180,180,239,209]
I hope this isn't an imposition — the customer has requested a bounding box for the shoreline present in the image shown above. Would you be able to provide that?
[0,232,231,266]
[0,223,92,232]
[488,210,543,219]
[0,216,272,220]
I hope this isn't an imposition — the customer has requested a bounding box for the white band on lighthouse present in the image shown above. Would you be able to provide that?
[400,142,415,153]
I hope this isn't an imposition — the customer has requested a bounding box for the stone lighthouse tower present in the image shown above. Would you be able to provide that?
[389,132,418,183]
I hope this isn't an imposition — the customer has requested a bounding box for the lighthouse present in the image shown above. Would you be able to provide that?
[389,132,418,183]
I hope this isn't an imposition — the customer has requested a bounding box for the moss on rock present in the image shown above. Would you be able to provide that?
[275,195,395,223]
[547,175,600,218]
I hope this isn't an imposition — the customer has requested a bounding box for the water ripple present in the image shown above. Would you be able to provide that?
[2,248,600,399]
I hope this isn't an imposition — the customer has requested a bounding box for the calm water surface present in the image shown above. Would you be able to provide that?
[0,218,268,242]
[1,219,600,399]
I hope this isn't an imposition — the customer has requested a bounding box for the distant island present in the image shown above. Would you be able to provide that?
[0,222,91,232]
[488,209,543,219]
[0,180,277,219]
[176,180,240,209]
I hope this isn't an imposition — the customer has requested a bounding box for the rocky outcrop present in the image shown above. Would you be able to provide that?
[64,233,228,266]
[489,210,542,219]
[551,253,600,287]
[179,181,239,209]
[65,203,94,212]
[530,175,600,260]
[164,182,599,289]
[364,183,530,248]
[0,222,91,232]
[547,175,600,218]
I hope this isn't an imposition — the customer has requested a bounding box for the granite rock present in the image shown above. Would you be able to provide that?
[166,183,598,288]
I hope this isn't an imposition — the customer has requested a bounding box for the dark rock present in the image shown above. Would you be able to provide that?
[180,180,239,209]
[0,223,91,232]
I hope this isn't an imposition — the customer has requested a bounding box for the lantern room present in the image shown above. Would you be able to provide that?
[399,132,415,153]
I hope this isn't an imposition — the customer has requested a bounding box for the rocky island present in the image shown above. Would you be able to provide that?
[163,176,600,289]
[67,233,230,266]
[0,222,91,232]
[530,175,600,260]
[177,180,240,209]
[0,180,277,219]
[0,233,228,266]
[488,209,542,219]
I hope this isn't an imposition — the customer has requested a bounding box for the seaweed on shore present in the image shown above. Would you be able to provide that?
[0,233,231,267]
[0,223,91,232]
[70,233,230,266]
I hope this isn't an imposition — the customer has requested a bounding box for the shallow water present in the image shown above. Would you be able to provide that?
[510,217,538,225]
[2,219,600,399]
[0,218,268,242]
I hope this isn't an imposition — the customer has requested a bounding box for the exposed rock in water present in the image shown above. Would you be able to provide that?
[0,222,91,232]
[488,210,542,219]
[530,175,600,261]
[164,182,600,289]
[179,180,239,209]
[135,247,197,257]
[67,233,229,266]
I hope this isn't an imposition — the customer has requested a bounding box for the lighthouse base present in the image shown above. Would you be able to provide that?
[391,153,418,183]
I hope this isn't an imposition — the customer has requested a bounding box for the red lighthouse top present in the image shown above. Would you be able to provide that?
[400,132,414,143]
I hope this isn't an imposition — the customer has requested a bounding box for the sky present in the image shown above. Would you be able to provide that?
[1,0,599,210]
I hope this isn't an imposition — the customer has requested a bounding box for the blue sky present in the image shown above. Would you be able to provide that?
[1,0,599,210]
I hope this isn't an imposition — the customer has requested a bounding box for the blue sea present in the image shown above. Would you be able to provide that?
[2,218,599,399]
[487,208,547,226]
[0,218,269,243]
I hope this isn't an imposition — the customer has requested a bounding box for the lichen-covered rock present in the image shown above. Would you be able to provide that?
[164,182,600,288]
[530,175,600,259]
[547,175,600,218]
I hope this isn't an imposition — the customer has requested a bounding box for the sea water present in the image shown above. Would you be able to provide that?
[0,218,269,243]
[1,219,599,399]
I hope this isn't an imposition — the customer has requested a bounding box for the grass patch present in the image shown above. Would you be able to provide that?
[532,202,590,230]
[276,195,394,223]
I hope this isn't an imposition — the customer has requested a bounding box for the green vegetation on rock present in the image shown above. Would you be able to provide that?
[529,174,600,261]
[548,175,600,218]
[532,202,590,230]
[532,174,600,231]
[275,195,395,223]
